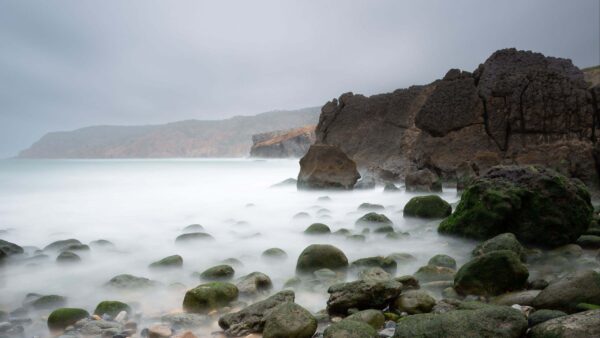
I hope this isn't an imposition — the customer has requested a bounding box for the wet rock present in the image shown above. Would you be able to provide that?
[454,250,528,296]
[182,224,204,233]
[529,279,549,290]
[304,223,331,235]
[350,256,397,275]
[358,267,391,282]
[297,144,360,190]
[183,282,238,314]
[576,235,600,249]
[396,306,527,337]
[355,176,376,190]
[472,233,526,261]
[358,203,385,211]
[530,309,600,338]
[161,312,207,329]
[261,248,288,261]
[387,253,417,265]
[236,272,273,297]
[491,290,540,306]
[528,309,567,327]
[323,319,378,338]
[427,254,456,269]
[175,232,214,243]
[44,239,82,251]
[296,244,348,275]
[56,251,81,264]
[148,324,172,338]
[532,270,600,313]
[47,308,89,331]
[403,195,451,219]
[263,302,317,338]
[355,212,393,228]
[93,301,131,317]
[549,244,583,260]
[199,265,235,281]
[105,274,158,289]
[326,279,403,315]
[293,212,310,219]
[384,183,400,192]
[89,239,115,248]
[70,318,122,336]
[218,290,294,336]
[439,166,593,247]
[343,309,385,329]
[271,178,297,187]
[0,239,23,256]
[405,169,442,192]
[29,294,67,311]
[149,254,183,269]
[393,289,436,314]
[414,265,455,283]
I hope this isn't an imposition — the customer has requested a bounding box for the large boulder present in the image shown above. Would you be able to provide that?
[236,272,273,297]
[262,302,317,338]
[297,144,360,190]
[182,282,238,314]
[532,270,600,313]
[403,195,451,219]
[439,166,593,247]
[296,244,348,275]
[472,233,526,261]
[47,308,89,331]
[199,264,235,281]
[530,310,600,338]
[326,279,403,315]
[393,305,527,338]
[454,250,528,296]
[405,169,442,192]
[218,290,294,336]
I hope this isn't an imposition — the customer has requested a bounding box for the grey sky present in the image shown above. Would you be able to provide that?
[1,0,599,157]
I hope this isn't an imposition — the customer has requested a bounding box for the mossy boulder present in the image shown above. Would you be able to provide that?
[323,319,378,338]
[175,232,214,243]
[261,248,288,260]
[454,250,528,296]
[296,244,348,275]
[343,309,385,329]
[393,289,436,314]
[304,223,331,235]
[392,305,527,338]
[44,239,82,251]
[0,239,24,256]
[105,274,157,289]
[472,233,526,261]
[355,212,393,228]
[530,309,600,338]
[532,270,600,313]
[183,282,238,313]
[403,195,452,219]
[414,265,455,283]
[263,302,318,338]
[47,308,89,331]
[236,271,273,296]
[428,254,457,269]
[528,309,567,327]
[358,203,385,211]
[149,255,183,268]
[199,264,235,281]
[93,301,131,317]
[326,279,403,315]
[438,166,593,247]
[350,256,397,274]
[576,235,600,249]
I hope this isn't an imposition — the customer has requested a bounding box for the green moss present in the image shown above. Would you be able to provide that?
[182,282,238,313]
[304,223,331,234]
[403,195,452,219]
[47,308,89,331]
[149,255,183,268]
[198,264,235,281]
[93,301,131,317]
[31,295,67,310]
[355,212,393,227]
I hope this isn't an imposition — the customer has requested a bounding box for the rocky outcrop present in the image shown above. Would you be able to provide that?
[297,145,360,189]
[19,107,319,158]
[250,125,316,158]
[314,49,599,188]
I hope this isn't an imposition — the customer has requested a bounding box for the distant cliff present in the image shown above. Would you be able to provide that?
[18,108,319,158]
[250,125,316,158]
[315,49,600,187]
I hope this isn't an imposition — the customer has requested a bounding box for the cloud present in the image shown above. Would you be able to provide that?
[0,0,598,157]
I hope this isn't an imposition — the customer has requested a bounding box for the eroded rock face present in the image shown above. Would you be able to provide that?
[314,49,599,187]
[250,125,316,158]
[297,145,360,189]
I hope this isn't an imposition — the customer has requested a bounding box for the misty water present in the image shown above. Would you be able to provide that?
[0,159,479,336]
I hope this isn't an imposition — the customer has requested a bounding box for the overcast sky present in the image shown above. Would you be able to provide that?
[0,0,598,157]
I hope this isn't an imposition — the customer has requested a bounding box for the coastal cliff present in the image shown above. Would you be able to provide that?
[250,125,316,158]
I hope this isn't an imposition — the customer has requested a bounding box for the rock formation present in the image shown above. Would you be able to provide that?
[314,49,600,188]
[297,145,360,189]
[250,125,316,158]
